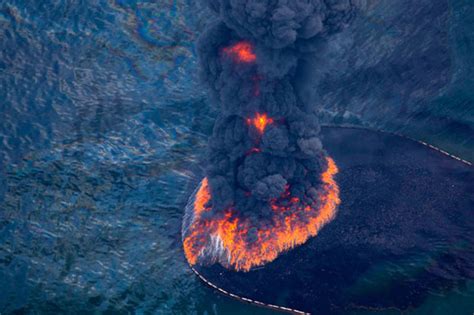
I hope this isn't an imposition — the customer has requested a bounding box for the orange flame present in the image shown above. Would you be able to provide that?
[223,41,257,63]
[183,157,341,271]
[246,147,262,155]
[247,113,274,134]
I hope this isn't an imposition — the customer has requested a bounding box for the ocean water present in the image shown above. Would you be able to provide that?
[0,0,472,314]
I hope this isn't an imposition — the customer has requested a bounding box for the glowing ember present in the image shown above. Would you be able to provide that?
[246,147,262,155]
[183,157,341,272]
[223,41,257,63]
[247,113,274,134]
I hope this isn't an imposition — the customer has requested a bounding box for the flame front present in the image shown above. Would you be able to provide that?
[247,113,274,134]
[183,157,341,272]
[223,41,257,63]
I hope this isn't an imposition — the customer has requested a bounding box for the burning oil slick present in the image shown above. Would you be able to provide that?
[184,157,340,271]
[184,1,364,271]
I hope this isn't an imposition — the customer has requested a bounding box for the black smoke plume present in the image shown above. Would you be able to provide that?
[198,0,363,222]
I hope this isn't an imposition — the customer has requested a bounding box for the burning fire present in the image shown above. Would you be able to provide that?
[183,157,341,272]
[247,113,274,134]
[223,41,257,63]
[246,147,262,156]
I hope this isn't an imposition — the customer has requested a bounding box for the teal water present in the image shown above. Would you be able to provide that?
[0,0,472,314]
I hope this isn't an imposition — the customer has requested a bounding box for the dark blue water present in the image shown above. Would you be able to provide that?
[0,0,472,314]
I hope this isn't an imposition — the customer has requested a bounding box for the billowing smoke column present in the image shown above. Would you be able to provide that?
[184,0,362,271]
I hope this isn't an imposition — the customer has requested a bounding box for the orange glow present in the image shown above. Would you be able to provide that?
[193,178,210,217]
[246,147,262,155]
[247,113,274,134]
[183,157,341,272]
[223,41,257,63]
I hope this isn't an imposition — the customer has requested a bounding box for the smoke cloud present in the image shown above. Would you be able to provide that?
[202,0,361,49]
[184,0,363,271]
[200,0,361,213]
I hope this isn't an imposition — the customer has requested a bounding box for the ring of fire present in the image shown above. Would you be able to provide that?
[183,157,341,272]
